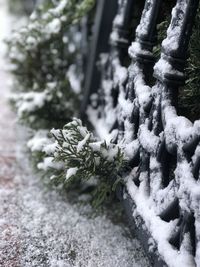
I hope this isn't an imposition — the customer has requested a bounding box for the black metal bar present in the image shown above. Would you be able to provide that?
[136,0,161,50]
[121,189,167,267]
[80,0,118,120]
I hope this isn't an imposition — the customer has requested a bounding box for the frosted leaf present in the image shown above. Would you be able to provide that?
[66,167,78,180]
[46,18,61,34]
[77,133,91,153]
[26,36,37,48]
[51,128,60,138]
[37,157,64,171]
[27,131,50,152]
[17,91,47,117]
[43,142,58,155]
[89,141,102,152]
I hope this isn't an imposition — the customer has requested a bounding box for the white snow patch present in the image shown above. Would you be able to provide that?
[77,133,90,152]
[66,167,78,180]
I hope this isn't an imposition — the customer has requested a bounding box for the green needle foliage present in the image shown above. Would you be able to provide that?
[179,9,200,121]
[154,10,200,121]
[153,20,168,59]
[12,80,80,129]
[8,0,35,15]
[28,118,126,207]
[7,0,95,129]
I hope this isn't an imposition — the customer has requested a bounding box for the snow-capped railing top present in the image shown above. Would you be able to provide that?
[85,0,200,266]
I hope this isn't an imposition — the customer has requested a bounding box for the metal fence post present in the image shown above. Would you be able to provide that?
[80,0,118,120]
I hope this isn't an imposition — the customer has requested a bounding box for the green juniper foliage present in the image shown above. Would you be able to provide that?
[27,129,57,172]
[8,0,36,15]
[29,119,126,207]
[155,10,200,121]
[12,79,80,129]
[153,20,168,59]
[179,9,200,121]
[8,0,125,208]
[7,0,95,129]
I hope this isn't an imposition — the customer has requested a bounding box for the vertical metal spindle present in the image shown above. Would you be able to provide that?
[80,0,118,120]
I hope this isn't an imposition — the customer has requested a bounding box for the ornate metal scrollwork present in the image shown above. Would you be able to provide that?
[85,0,200,265]
[122,0,200,265]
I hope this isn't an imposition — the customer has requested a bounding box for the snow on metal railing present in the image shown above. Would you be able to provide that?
[86,0,200,266]
[87,0,143,139]
[127,0,200,266]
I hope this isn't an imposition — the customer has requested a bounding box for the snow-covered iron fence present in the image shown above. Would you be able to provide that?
[82,0,200,266]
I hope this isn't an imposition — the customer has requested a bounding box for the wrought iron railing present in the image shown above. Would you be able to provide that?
[82,0,200,266]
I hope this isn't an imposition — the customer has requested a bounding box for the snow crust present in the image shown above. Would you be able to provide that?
[66,167,78,180]
[110,1,129,45]
[128,42,152,60]
[16,91,48,117]
[77,133,91,152]
[46,18,61,34]
[127,177,196,267]
[162,0,187,53]
[135,0,153,37]
[14,127,151,267]
[154,56,184,81]
[27,130,51,152]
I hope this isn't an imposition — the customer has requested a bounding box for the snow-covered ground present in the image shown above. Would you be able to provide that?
[0,0,151,266]
[15,129,151,267]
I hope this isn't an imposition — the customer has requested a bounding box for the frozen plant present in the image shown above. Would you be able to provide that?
[8,0,36,15]
[7,0,95,129]
[11,80,80,129]
[179,9,200,121]
[35,118,126,206]
[27,129,66,188]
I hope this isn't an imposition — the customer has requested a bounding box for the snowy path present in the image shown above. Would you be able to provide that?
[0,1,151,266]
[15,140,151,267]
